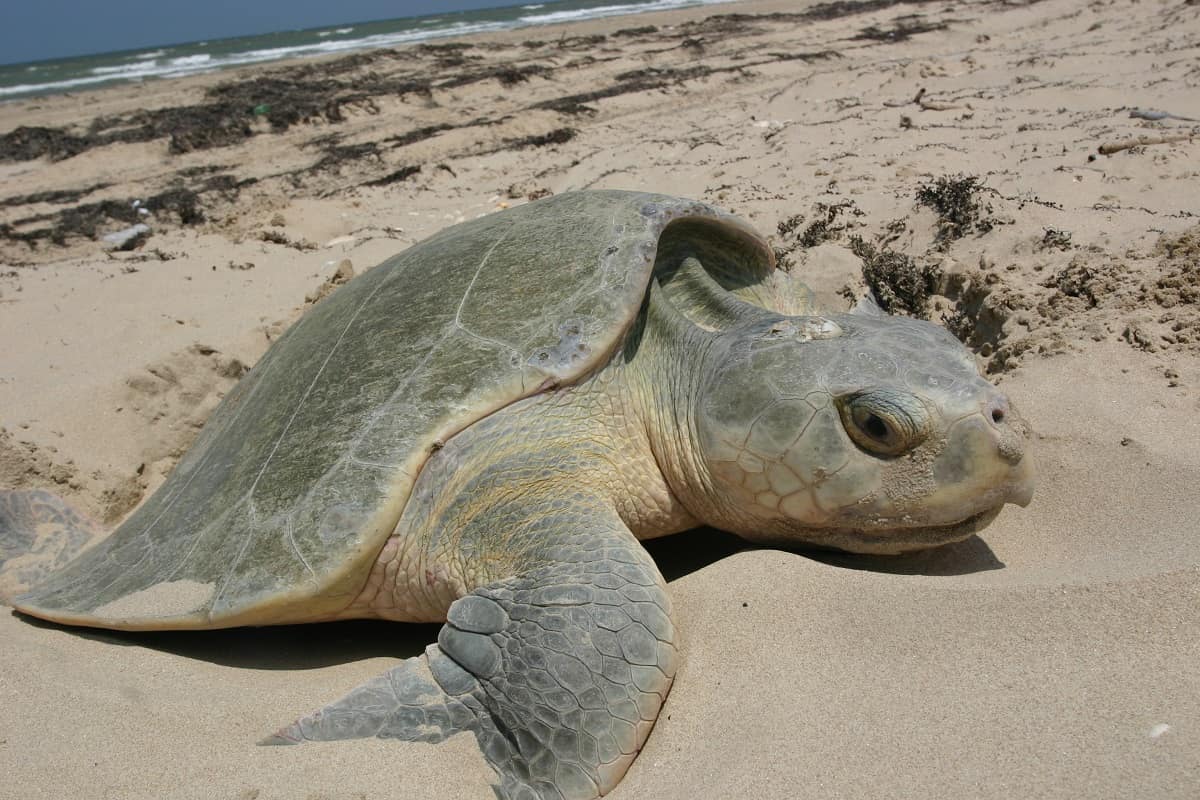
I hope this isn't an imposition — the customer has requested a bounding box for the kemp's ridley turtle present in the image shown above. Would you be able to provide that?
[0,191,1033,799]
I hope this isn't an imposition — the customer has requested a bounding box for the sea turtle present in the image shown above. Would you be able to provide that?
[0,190,1033,799]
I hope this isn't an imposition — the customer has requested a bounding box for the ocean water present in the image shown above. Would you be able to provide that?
[0,0,732,101]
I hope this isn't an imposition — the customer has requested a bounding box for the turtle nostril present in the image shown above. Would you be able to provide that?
[985,395,1011,428]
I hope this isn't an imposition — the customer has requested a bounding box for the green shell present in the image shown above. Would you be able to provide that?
[15,191,767,629]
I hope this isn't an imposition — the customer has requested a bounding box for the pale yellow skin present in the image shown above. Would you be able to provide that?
[345,365,694,623]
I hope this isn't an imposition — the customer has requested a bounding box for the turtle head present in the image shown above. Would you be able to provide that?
[691,309,1034,554]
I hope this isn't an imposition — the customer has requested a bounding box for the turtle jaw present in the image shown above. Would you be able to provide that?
[807,504,1005,555]
[739,460,1035,555]
[802,455,1036,555]
[733,503,1006,555]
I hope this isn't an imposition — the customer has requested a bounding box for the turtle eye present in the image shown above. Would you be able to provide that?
[837,390,929,457]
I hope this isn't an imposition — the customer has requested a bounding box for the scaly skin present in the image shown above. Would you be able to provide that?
[268,269,1033,799]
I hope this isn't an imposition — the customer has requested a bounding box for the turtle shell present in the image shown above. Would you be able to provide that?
[14,191,771,629]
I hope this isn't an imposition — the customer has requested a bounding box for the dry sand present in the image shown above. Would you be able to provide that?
[1,0,1198,797]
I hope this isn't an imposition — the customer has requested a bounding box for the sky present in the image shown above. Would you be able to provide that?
[1,0,529,65]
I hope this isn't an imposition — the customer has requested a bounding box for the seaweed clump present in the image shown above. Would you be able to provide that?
[0,126,92,162]
[362,165,422,187]
[2,174,252,248]
[772,201,862,269]
[855,16,947,43]
[505,128,577,149]
[915,174,995,243]
[850,235,942,318]
[797,201,861,247]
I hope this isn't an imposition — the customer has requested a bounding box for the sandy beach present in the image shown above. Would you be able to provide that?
[1,0,1198,797]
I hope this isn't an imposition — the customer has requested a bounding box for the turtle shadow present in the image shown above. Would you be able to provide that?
[13,611,440,670]
[645,527,752,581]
[802,533,1006,575]
[646,527,1005,580]
[10,529,1000,671]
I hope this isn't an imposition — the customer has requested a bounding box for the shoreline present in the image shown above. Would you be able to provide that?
[0,0,751,107]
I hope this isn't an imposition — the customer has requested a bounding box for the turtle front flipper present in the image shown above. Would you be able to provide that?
[0,489,102,604]
[268,512,678,800]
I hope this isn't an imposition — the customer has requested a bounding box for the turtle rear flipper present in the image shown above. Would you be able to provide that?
[267,511,677,800]
[261,645,481,746]
[0,489,101,604]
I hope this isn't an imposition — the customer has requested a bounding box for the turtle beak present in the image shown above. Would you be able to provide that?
[1007,472,1035,508]
[988,394,1035,509]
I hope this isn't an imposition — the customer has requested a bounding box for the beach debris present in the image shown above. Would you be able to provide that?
[0,184,113,209]
[506,182,553,201]
[361,165,421,187]
[307,141,383,176]
[614,25,658,37]
[109,247,178,265]
[855,17,948,43]
[1038,228,1073,252]
[533,65,713,115]
[486,64,551,87]
[1,177,249,249]
[849,235,942,318]
[915,175,997,243]
[799,201,861,248]
[777,214,805,238]
[774,201,863,268]
[385,124,455,149]
[101,223,151,251]
[256,230,317,251]
[884,86,962,111]
[342,225,405,241]
[305,259,355,305]
[0,125,91,163]
[502,128,577,150]
[753,117,797,142]
[0,56,497,163]
[1098,132,1196,155]
[323,235,357,249]
[1128,108,1197,122]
